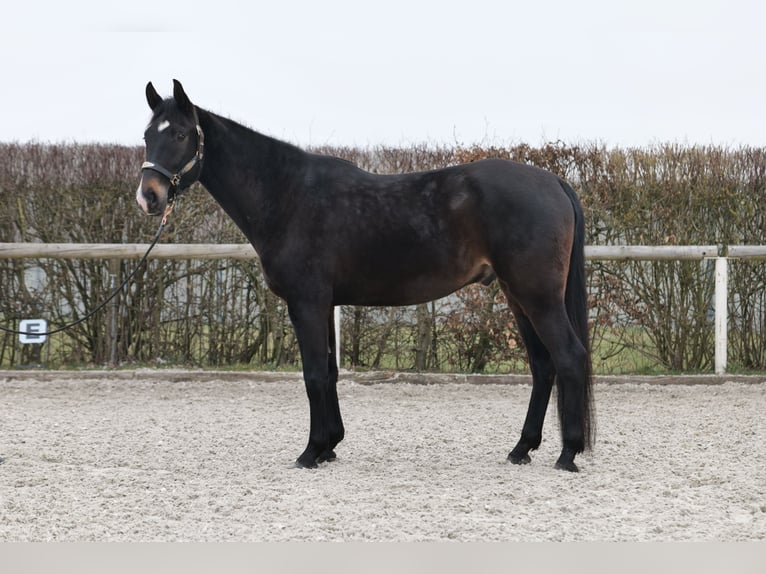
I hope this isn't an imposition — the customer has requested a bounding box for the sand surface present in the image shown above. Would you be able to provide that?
[1,371,764,541]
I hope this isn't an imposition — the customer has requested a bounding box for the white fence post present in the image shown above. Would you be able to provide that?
[714,257,728,375]
[334,306,341,368]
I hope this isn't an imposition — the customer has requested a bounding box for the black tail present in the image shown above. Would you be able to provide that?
[559,179,595,451]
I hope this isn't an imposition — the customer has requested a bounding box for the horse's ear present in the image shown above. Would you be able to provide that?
[146,82,162,111]
[172,79,194,115]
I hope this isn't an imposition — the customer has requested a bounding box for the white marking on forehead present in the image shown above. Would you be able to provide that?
[157,120,171,132]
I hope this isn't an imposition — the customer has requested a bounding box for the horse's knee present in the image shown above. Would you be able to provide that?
[302,362,329,396]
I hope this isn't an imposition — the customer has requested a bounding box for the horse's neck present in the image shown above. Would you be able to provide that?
[197,109,306,253]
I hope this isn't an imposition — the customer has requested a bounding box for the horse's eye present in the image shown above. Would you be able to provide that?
[176,132,187,142]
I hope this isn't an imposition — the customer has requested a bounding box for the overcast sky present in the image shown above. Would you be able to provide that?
[2,0,764,149]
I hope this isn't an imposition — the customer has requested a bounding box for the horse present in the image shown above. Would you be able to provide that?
[136,80,594,472]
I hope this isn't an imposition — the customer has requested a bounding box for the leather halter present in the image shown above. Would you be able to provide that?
[141,108,205,204]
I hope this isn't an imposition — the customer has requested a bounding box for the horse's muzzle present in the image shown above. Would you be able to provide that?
[136,174,169,216]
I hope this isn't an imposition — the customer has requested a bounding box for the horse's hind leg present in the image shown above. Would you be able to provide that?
[500,281,587,471]
[523,303,589,472]
[506,303,556,465]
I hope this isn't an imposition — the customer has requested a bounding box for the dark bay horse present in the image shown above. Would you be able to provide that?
[136,80,594,472]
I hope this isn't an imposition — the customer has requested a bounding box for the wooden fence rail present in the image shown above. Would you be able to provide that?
[0,243,732,260]
[0,243,258,260]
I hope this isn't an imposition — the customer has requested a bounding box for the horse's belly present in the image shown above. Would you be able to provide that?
[332,261,493,307]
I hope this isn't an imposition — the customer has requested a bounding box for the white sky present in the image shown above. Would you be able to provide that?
[2,0,764,148]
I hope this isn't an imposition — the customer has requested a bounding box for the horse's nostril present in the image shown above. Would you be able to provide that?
[146,190,158,206]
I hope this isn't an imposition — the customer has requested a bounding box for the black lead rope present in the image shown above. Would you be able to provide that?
[0,203,174,337]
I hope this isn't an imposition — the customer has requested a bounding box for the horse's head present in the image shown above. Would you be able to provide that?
[136,80,204,216]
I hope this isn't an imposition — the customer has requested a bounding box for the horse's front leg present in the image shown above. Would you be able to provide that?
[316,307,344,463]
[288,300,337,469]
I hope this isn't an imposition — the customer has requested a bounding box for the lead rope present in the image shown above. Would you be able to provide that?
[0,202,175,337]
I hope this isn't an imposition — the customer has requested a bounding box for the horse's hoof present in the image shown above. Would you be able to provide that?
[554,459,579,472]
[508,452,531,465]
[294,457,318,469]
[316,450,337,464]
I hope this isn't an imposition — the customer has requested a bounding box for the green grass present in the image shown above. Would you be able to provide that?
[3,323,764,376]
